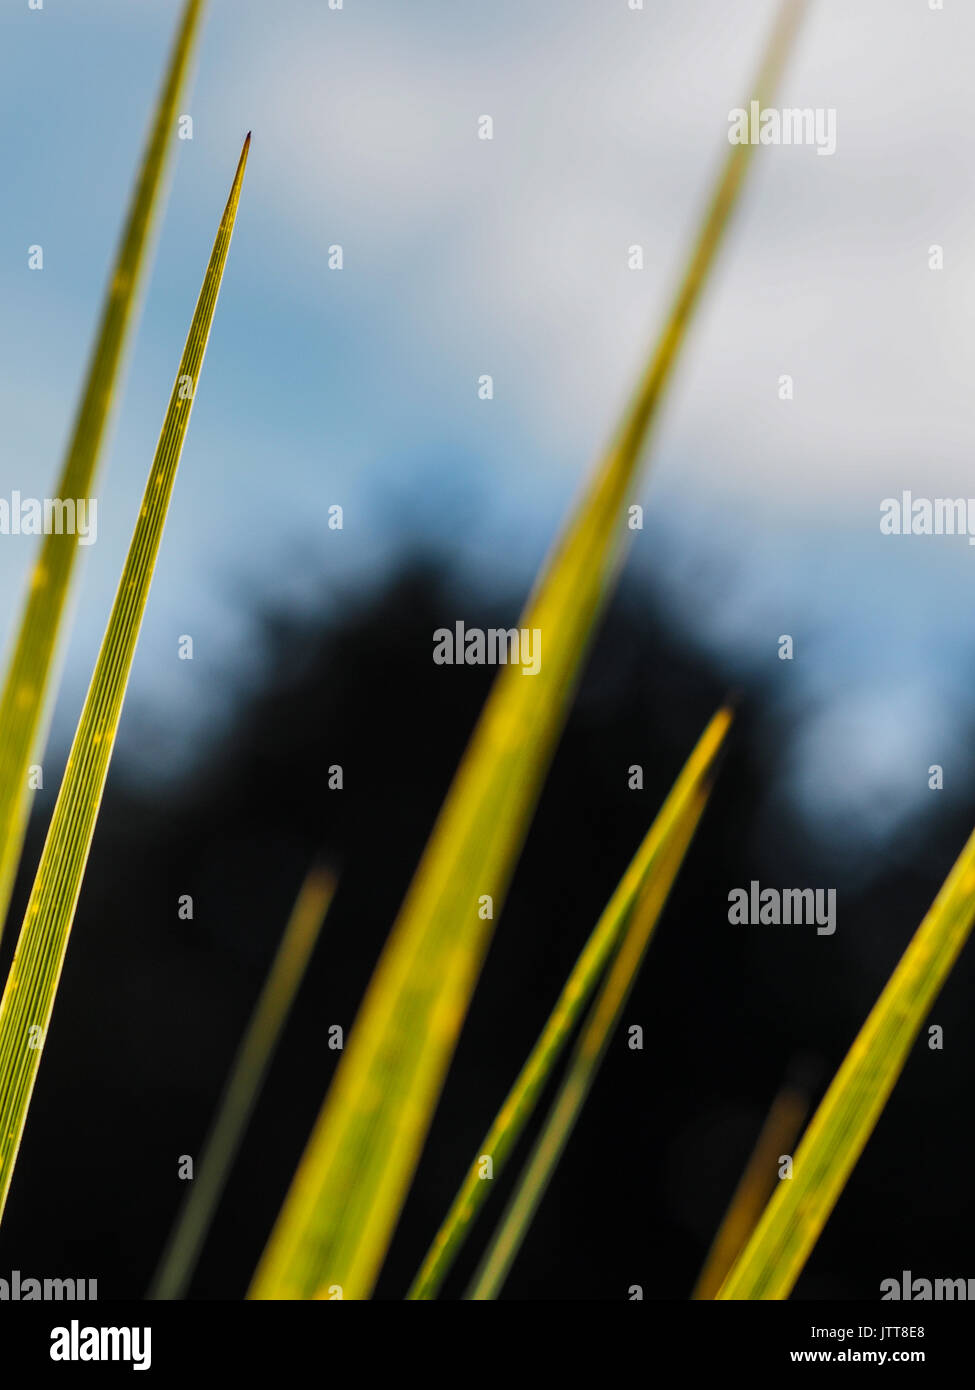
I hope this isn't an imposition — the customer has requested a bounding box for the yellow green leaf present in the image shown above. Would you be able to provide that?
[0,135,250,1227]
[0,0,208,943]
[409,704,733,1299]
[718,822,975,1300]
[249,0,805,1302]
[466,746,718,1299]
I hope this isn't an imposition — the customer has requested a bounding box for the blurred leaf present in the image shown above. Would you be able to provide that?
[150,866,335,1300]
[0,136,250,1226]
[409,704,733,1299]
[0,0,208,944]
[691,1080,809,1300]
[250,0,806,1302]
[718,823,975,1299]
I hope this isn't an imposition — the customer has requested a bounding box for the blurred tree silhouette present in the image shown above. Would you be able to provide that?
[0,560,972,1299]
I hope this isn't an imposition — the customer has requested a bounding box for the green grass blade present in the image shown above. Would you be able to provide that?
[408,704,734,1300]
[250,1,805,1303]
[466,763,717,1300]
[0,0,208,944]
[717,824,975,1300]
[0,136,250,1227]
[691,1080,808,1300]
[150,866,335,1301]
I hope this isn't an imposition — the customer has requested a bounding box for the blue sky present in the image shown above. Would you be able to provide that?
[2,0,975,855]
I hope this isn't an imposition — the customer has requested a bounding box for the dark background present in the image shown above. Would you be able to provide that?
[1,558,973,1300]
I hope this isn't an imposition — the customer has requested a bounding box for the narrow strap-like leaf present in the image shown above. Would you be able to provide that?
[466,763,716,1299]
[0,0,208,944]
[719,822,975,1299]
[691,1080,808,1300]
[149,866,335,1301]
[250,1,806,1303]
[0,136,250,1226]
[409,705,733,1299]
